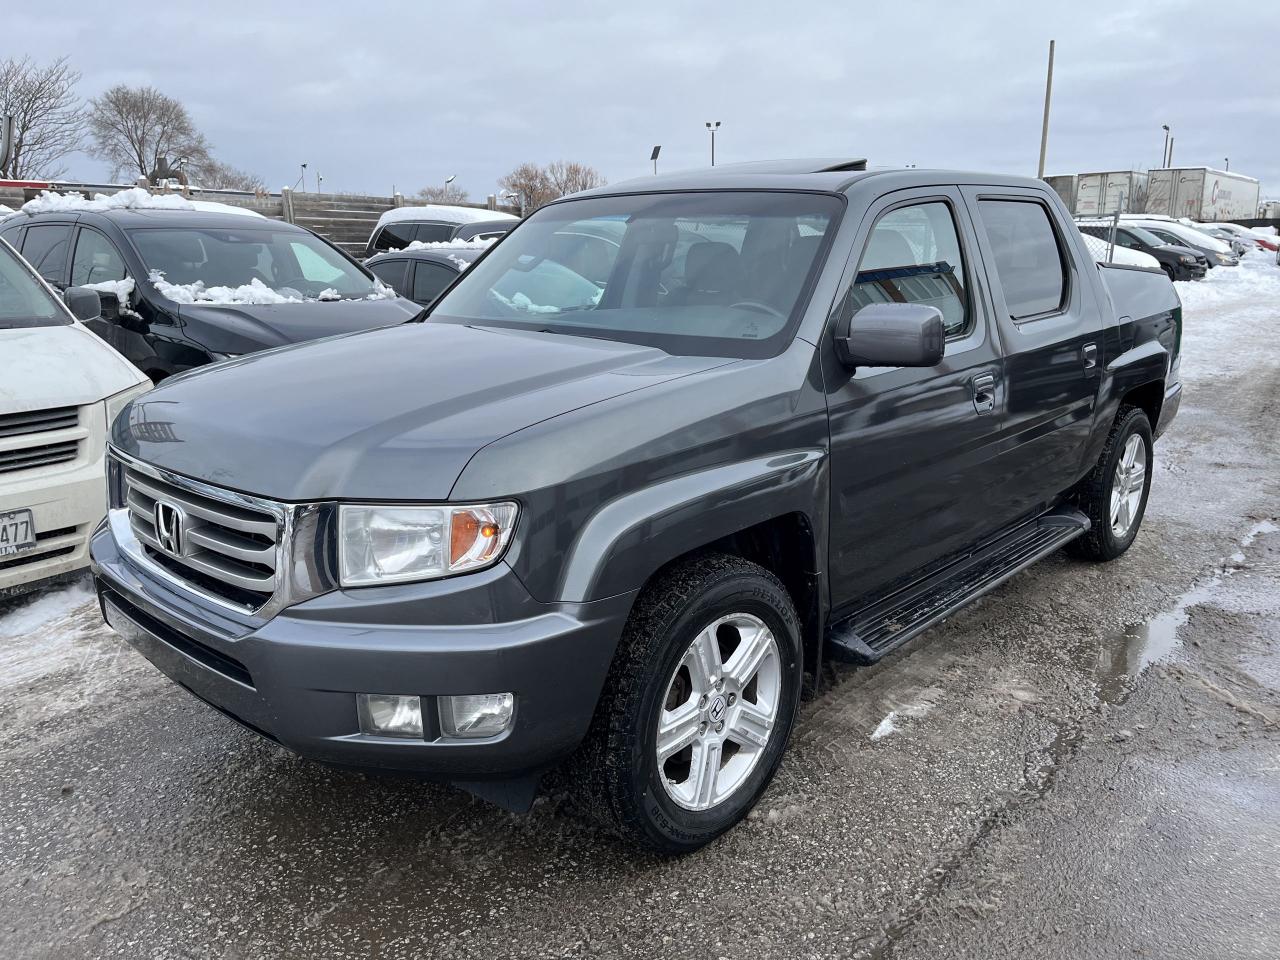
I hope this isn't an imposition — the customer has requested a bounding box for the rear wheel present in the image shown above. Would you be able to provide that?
[577,554,802,853]
[1069,405,1153,561]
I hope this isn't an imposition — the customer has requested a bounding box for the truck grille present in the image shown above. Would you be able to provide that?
[122,466,281,609]
[0,405,79,438]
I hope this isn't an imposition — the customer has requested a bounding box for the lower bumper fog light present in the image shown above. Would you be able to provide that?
[440,693,514,739]
[357,694,423,738]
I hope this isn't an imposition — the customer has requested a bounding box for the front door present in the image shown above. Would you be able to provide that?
[822,189,1012,614]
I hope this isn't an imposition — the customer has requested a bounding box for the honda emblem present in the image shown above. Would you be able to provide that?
[154,500,185,556]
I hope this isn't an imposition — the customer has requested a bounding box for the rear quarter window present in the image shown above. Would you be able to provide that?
[977,200,1067,320]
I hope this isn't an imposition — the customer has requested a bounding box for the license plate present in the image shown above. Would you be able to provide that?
[0,509,36,556]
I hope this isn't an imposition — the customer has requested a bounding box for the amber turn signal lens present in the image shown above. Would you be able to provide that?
[450,511,481,565]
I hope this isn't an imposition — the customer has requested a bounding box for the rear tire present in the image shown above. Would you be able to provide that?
[1069,405,1153,561]
[576,553,803,853]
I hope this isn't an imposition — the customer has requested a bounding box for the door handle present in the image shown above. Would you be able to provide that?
[1082,342,1098,369]
[970,373,996,415]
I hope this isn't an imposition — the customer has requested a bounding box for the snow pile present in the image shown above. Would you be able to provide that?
[1175,253,1280,312]
[1176,255,1280,380]
[1081,233,1159,269]
[81,277,141,317]
[150,270,303,305]
[23,187,195,216]
[188,200,265,218]
[376,204,517,229]
[446,255,474,272]
[396,237,496,253]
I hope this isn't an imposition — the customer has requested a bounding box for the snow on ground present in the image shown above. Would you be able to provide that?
[22,187,195,215]
[1175,252,1280,380]
[0,579,97,687]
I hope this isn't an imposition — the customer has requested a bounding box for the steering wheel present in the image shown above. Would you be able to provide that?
[730,300,786,319]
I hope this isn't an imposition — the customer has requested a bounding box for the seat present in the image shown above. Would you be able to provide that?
[681,241,742,305]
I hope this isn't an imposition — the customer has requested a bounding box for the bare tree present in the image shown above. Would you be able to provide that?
[0,56,85,180]
[88,84,211,181]
[499,161,606,213]
[199,159,264,192]
[546,160,605,196]
[416,182,470,203]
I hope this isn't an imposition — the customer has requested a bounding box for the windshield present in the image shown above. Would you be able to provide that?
[0,240,68,329]
[128,226,380,302]
[428,191,842,358]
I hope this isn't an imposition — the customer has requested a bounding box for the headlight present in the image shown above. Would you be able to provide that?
[338,502,518,586]
[1178,255,1194,264]
[103,380,152,431]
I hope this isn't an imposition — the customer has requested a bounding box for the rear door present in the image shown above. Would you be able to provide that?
[961,187,1105,516]
[823,188,1011,611]
[409,259,458,306]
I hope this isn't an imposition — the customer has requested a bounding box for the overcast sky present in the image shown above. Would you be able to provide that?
[11,0,1280,199]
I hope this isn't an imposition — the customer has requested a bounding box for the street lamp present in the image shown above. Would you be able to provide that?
[650,145,661,175]
[1161,125,1170,167]
[1224,157,1230,172]
[294,162,308,192]
[705,121,720,166]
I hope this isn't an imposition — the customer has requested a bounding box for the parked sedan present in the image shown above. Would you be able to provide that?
[1076,221,1207,281]
[0,203,419,382]
[1126,219,1239,268]
[365,246,483,307]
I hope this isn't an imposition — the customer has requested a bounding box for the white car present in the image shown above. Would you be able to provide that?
[0,238,150,597]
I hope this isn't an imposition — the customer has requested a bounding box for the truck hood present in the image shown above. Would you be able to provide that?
[112,322,731,500]
[176,296,419,352]
[2,322,144,411]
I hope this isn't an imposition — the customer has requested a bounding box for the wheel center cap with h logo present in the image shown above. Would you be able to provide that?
[153,500,186,556]
[708,695,727,724]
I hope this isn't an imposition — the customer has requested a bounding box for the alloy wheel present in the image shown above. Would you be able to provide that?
[1110,434,1147,538]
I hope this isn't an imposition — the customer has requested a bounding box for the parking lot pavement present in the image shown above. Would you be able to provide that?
[2,259,1278,959]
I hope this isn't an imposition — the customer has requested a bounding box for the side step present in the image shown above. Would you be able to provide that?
[826,507,1089,665]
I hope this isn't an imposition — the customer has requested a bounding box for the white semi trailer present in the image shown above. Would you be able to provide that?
[1146,167,1261,220]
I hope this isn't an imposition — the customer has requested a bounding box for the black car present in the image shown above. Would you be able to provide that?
[0,208,418,382]
[364,206,518,259]
[93,162,1181,852]
[365,246,483,306]
[1136,224,1239,268]
[1076,221,1207,281]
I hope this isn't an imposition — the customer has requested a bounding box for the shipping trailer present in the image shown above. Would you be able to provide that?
[1146,167,1261,221]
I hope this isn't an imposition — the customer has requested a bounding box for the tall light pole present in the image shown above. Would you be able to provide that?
[1161,125,1170,167]
[1036,40,1055,178]
[706,121,720,166]
[294,162,308,192]
[1224,157,1230,171]
[650,145,661,175]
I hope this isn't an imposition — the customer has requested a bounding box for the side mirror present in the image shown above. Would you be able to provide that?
[835,303,946,369]
[96,290,122,322]
[62,286,102,323]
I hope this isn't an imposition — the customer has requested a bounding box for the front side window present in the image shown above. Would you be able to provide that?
[977,200,1067,319]
[128,227,379,300]
[71,228,128,285]
[840,201,969,337]
[0,242,68,328]
[411,261,457,304]
[430,191,841,359]
[21,223,72,282]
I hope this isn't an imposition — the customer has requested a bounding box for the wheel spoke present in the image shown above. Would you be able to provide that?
[686,626,722,692]
[690,739,722,807]
[724,624,773,688]
[1128,467,1145,494]
[727,699,773,751]
[656,700,701,761]
[1110,489,1122,525]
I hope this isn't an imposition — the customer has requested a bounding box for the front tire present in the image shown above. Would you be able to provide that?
[1069,405,1153,561]
[578,554,803,853]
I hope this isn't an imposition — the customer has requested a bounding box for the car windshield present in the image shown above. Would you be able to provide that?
[1122,225,1167,247]
[127,226,380,301]
[0,241,68,329]
[428,191,842,358]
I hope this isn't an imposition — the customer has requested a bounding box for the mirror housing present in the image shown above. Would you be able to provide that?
[96,290,122,322]
[835,303,946,369]
[62,286,103,323]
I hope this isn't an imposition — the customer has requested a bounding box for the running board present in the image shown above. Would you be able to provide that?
[826,508,1089,665]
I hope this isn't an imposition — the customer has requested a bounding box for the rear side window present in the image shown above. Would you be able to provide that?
[21,223,73,283]
[368,259,409,297]
[411,261,457,304]
[71,228,128,285]
[374,223,416,253]
[977,200,1067,319]
[843,201,969,337]
[414,223,455,243]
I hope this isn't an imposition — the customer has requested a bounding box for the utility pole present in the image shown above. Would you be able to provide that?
[1036,40,1055,178]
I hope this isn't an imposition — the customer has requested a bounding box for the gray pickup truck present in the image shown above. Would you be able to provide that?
[90,160,1181,852]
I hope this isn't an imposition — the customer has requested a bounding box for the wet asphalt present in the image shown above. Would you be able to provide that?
[1,269,1278,959]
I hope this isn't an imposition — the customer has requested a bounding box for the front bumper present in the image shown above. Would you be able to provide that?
[90,523,633,787]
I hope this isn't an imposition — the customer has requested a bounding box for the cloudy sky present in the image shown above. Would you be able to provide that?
[11,0,1280,199]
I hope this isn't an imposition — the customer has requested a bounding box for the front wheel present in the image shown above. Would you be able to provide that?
[577,554,803,853]
[1069,405,1154,561]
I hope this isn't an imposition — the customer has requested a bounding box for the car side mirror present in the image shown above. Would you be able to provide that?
[62,286,102,323]
[835,303,946,369]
